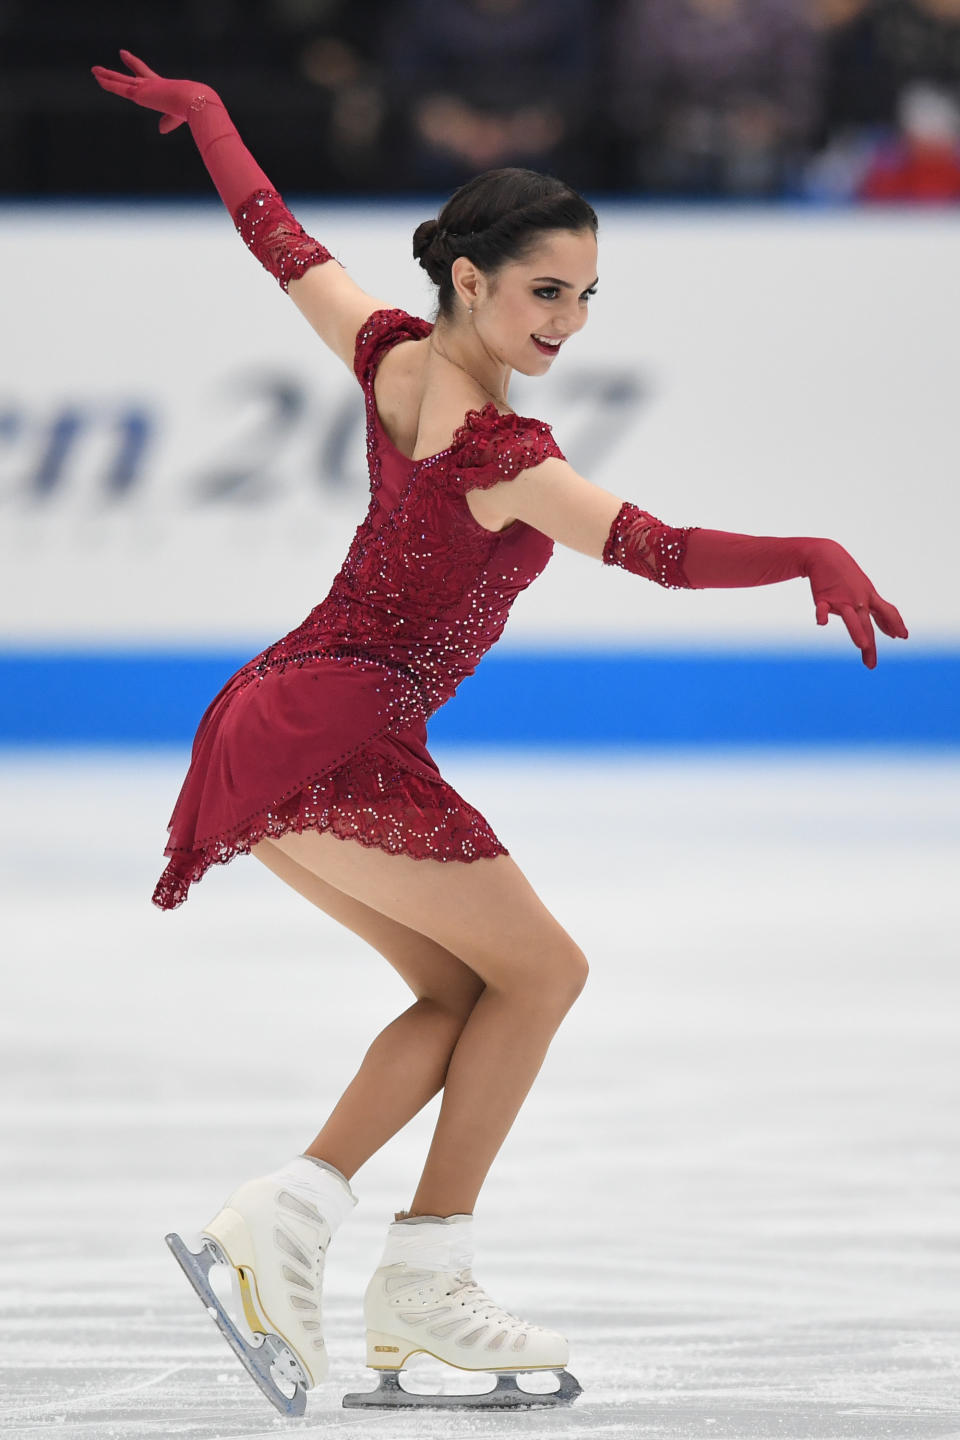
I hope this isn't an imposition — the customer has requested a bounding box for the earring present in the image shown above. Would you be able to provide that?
[468,306,474,315]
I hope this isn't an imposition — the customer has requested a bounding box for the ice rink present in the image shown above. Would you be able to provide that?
[1,748,958,1440]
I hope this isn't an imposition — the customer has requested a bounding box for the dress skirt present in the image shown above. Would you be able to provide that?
[152,654,508,910]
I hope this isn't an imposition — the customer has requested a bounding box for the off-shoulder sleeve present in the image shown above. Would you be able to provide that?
[447,404,566,492]
[353,307,433,388]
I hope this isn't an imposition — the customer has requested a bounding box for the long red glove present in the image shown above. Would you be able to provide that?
[602,501,908,669]
[91,51,335,290]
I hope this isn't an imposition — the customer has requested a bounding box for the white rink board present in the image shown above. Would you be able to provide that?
[0,203,956,650]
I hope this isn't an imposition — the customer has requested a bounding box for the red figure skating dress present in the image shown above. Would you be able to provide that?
[152,308,566,908]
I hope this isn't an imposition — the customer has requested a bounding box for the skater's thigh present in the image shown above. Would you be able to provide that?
[252,838,484,1017]
[260,830,588,998]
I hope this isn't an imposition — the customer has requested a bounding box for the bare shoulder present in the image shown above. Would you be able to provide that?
[286,261,393,372]
[411,378,508,462]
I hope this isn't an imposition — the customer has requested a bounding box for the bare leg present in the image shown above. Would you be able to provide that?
[252,841,486,1180]
[408,981,581,1217]
[303,998,478,1180]
[259,831,589,1217]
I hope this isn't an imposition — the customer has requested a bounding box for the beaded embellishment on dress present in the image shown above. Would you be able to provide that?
[152,308,564,908]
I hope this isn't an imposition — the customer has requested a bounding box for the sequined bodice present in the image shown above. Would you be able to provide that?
[246,308,564,717]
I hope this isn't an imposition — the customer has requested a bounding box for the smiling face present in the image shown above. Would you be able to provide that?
[453,228,599,376]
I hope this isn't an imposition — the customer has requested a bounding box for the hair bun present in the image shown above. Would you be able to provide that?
[412,218,440,263]
[412,217,453,285]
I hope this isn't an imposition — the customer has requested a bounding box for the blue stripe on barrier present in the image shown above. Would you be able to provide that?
[0,649,956,747]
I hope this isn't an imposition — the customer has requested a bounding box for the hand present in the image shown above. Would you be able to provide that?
[804,539,908,669]
[91,50,219,134]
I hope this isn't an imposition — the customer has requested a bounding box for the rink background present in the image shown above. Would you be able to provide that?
[1,201,958,1438]
[1,747,959,1439]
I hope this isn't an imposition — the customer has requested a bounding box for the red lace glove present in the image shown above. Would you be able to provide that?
[91,50,335,290]
[603,501,908,669]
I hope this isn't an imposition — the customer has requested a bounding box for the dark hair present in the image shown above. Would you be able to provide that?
[412,168,598,319]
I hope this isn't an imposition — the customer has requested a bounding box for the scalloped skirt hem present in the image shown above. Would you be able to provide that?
[152,748,509,911]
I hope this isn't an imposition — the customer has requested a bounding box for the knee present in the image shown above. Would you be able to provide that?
[417,981,485,1028]
[514,945,589,1014]
[559,947,590,1008]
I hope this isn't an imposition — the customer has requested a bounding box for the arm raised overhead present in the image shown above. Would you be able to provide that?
[91,50,389,370]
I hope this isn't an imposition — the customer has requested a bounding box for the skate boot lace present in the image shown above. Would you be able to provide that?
[445,1270,549,1335]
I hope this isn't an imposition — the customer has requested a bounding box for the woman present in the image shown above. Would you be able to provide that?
[91,51,909,1416]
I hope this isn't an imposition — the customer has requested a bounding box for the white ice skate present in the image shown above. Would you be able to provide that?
[342,1213,582,1410]
[165,1155,357,1416]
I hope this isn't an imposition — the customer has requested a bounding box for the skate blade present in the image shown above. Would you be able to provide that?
[342,1367,582,1410]
[165,1230,308,1417]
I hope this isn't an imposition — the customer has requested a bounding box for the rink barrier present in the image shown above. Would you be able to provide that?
[0,649,955,747]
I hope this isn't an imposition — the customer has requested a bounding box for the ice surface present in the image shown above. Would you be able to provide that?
[0,748,958,1439]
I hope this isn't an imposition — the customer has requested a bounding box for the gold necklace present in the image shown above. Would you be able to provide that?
[429,338,507,408]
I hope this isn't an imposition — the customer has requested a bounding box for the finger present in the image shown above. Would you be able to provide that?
[158,113,185,133]
[860,613,877,668]
[91,66,133,86]
[91,69,138,98]
[871,608,900,639]
[840,604,877,669]
[815,598,831,626]
[870,594,909,640]
[118,49,158,78]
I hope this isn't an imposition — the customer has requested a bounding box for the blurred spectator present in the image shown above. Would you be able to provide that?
[0,0,394,195]
[265,0,390,190]
[6,0,960,201]
[858,81,960,196]
[811,0,893,142]
[814,0,960,131]
[377,0,598,190]
[608,0,821,197]
[806,0,960,198]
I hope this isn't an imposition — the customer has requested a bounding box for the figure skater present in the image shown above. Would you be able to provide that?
[91,51,909,1416]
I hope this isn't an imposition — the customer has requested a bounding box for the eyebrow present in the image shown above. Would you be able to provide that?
[531,276,599,289]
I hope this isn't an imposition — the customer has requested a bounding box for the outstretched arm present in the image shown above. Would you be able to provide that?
[470,455,909,669]
[91,51,389,370]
